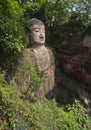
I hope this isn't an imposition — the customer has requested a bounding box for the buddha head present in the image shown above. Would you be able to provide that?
[29,18,45,47]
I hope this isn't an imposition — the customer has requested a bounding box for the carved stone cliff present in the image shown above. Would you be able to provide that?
[9,47,55,100]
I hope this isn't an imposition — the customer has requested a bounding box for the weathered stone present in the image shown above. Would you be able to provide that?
[82,35,91,48]
[9,18,55,100]
[10,49,35,92]
[9,47,55,100]
[33,45,50,71]
[36,64,55,100]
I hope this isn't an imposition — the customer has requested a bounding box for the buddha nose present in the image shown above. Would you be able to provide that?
[40,33,44,38]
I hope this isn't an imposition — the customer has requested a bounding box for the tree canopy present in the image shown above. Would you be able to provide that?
[0,0,91,51]
[22,0,91,26]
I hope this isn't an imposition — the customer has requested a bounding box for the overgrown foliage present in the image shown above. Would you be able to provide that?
[0,0,27,51]
[22,0,91,26]
[67,100,91,130]
[0,0,91,52]
[0,0,91,130]
[23,63,43,100]
[0,72,31,130]
[0,72,91,130]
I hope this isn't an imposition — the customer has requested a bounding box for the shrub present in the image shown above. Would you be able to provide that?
[0,0,27,51]
[0,72,31,130]
[28,99,79,130]
[67,100,91,130]
[0,72,91,130]
[28,99,91,130]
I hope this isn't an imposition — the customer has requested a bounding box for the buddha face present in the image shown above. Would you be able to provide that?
[30,24,45,46]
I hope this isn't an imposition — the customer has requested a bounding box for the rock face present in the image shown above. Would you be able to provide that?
[10,47,55,100]
[33,45,51,71]
[54,32,91,85]
[47,22,91,88]
[47,23,91,105]
[33,45,55,99]
[82,35,91,48]
[53,34,91,106]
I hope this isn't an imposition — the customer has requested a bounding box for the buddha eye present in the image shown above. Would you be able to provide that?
[34,29,40,32]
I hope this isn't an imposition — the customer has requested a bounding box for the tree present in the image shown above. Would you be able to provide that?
[18,0,91,27]
[0,0,27,51]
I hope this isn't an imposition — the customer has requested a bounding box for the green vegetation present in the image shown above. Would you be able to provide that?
[0,0,91,51]
[0,72,91,130]
[23,63,43,100]
[67,100,91,130]
[0,0,27,51]
[0,72,31,130]
[22,0,91,26]
[23,63,43,89]
[0,0,91,130]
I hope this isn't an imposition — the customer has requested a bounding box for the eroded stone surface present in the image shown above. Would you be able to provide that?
[33,45,50,71]
[9,18,56,100]
[36,64,55,99]
[82,35,91,48]
[9,48,55,100]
